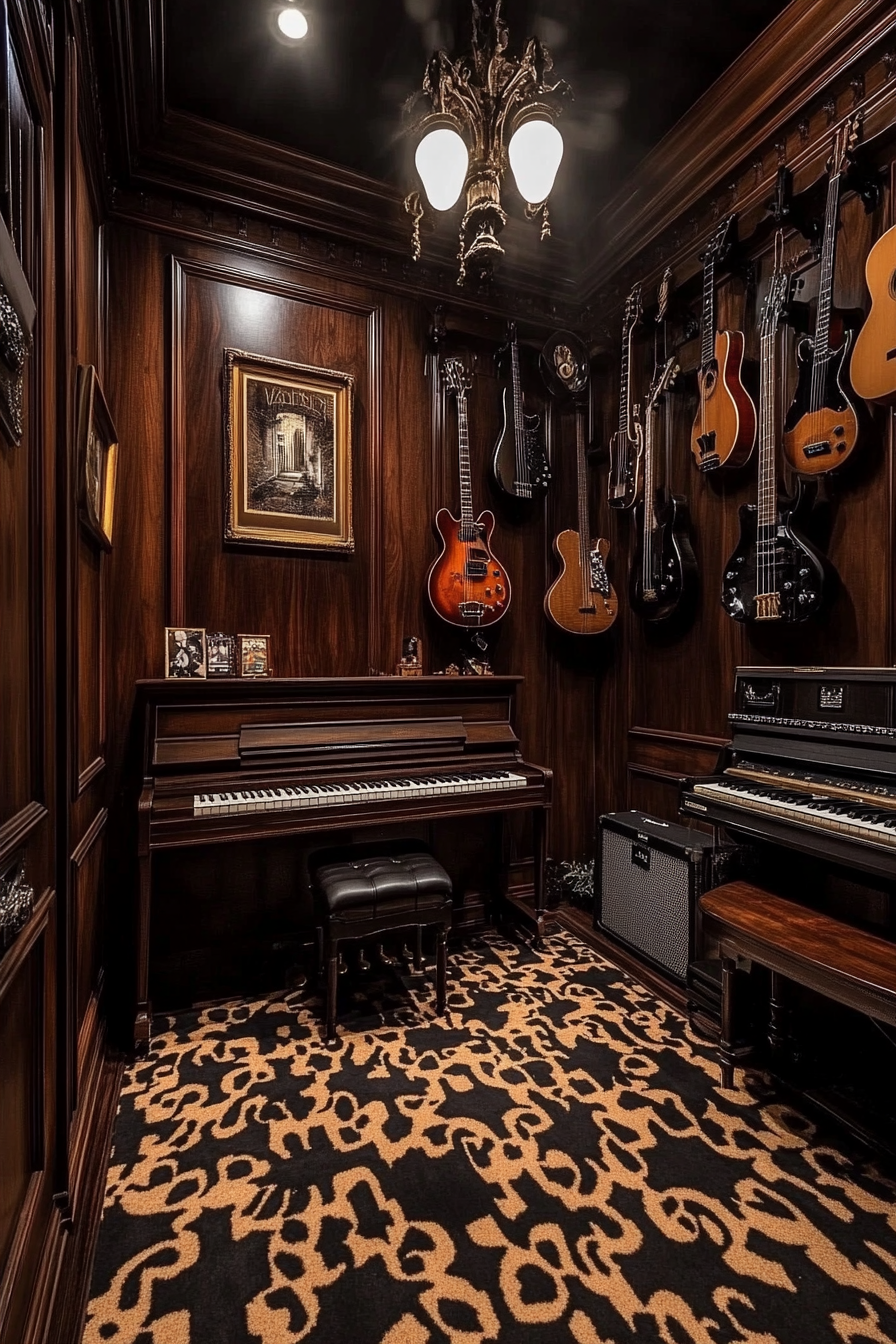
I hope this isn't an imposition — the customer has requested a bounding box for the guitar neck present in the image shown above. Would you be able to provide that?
[700,254,716,369]
[576,404,591,579]
[510,337,527,490]
[618,323,633,436]
[757,328,778,532]
[814,170,841,362]
[456,394,475,529]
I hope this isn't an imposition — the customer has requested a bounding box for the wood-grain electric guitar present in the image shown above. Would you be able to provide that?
[542,334,617,635]
[608,284,643,511]
[491,323,550,499]
[783,117,861,473]
[690,214,757,472]
[630,355,697,622]
[722,261,828,624]
[427,357,512,628]
[850,218,896,405]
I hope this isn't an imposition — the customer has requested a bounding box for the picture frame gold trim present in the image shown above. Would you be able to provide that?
[76,364,119,551]
[223,348,354,553]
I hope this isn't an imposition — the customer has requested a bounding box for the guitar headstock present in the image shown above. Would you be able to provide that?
[622,283,642,335]
[656,267,673,325]
[646,354,678,410]
[442,356,472,399]
[759,266,791,340]
[701,213,736,267]
[828,111,862,178]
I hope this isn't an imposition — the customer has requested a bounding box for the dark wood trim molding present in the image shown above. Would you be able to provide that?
[0,801,49,870]
[77,757,106,797]
[628,727,729,752]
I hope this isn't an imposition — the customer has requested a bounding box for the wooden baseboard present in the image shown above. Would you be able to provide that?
[555,905,690,1016]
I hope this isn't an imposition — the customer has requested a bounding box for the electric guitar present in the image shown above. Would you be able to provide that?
[722,262,828,624]
[850,218,896,406]
[542,333,617,635]
[630,355,697,622]
[690,214,757,472]
[491,322,550,499]
[608,284,643,510]
[783,116,861,473]
[427,357,512,628]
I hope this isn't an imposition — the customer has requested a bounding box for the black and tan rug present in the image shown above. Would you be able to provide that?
[83,931,896,1344]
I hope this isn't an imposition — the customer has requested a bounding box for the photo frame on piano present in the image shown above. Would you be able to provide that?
[165,627,207,678]
[239,634,271,678]
[206,633,236,677]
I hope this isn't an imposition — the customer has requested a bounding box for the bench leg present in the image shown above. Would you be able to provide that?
[436,927,447,1015]
[769,971,789,1061]
[719,957,737,1088]
[326,941,339,1047]
[414,925,424,973]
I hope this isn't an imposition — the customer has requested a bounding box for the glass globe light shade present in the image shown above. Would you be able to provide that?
[415,126,469,211]
[508,117,564,205]
[277,6,308,39]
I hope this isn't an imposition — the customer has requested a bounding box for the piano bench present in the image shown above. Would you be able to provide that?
[699,881,896,1088]
[310,841,453,1046]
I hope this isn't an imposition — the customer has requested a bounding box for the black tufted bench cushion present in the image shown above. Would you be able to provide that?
[310,841,453,1044]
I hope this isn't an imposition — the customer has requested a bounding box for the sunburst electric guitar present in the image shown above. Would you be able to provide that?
[427,357,512,628]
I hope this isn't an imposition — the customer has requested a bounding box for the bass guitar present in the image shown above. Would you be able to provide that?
[542,332,618,635]
[630,355,697,622]
[783,116,861,473]
[850,218,896,405]
[608,284,643,510]
[491,322,550,499]
[723,259,827,624]
[427,357,512,628]
[690,214,757,472]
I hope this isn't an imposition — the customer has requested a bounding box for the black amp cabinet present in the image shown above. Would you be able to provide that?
[596,811,728,981]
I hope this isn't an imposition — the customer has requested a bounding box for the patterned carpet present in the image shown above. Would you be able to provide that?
[83,930,896,1344]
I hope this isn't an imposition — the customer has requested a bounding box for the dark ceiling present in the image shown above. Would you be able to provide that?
[165,0,788,235]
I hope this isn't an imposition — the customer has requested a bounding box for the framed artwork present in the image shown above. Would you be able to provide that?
[223,348,354,553]
[206,632,236,677]
[76,365,119,550]
[239,635,271,678]
[165,627,207,679]
[0,209,36,447]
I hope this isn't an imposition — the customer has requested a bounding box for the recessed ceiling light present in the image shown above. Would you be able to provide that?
[277,6,308,39]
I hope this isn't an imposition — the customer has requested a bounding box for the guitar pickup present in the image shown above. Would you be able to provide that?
[458,601,486,620]
[804,441,832,458]
[465,559,488,579]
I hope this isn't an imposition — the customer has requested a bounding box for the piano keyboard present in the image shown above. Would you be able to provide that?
[194,769,528,817]
[692,779,896,848]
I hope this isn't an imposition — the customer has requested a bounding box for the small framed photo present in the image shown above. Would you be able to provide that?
[76,365,119,550]
[165,627,207,679]
[239,634,271,678]
[206,633,236,677]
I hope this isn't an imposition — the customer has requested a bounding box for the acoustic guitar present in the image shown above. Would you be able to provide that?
[783,117,861,474]
[542,333,618,635]
[690,214,757,472]
[850,219,896,405]
[427,357,512,628]
[722,259,829,624]
[491,322,551,499]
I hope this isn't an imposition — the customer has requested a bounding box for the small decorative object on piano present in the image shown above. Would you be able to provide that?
[0,857,34,951]
[206,633,236,677]
[165,627,207,679]
[434,663,461,676]
[397,635,423,677]
[239,634,271,677]
[462,652,493,675]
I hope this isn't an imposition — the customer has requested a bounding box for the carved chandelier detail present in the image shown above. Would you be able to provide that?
[403,0,571,285]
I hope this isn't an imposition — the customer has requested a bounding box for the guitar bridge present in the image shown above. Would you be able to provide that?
[458,601,486,621]
[589,548,611,598]
[696,430,717,457]
[754,593,781,621]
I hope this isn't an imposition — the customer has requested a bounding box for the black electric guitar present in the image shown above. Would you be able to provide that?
[608,284,643,511]
[630,355,697,622]
[723,262,828,623]
[491,323,550,499]
[782,116,861,474]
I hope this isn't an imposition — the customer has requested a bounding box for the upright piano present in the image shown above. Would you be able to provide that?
[681,666,896,882]
[134,676,551,1049]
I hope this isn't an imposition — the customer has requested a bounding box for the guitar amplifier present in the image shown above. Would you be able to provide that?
[596,812,727,981]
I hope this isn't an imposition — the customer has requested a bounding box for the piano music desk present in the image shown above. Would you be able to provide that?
[133,676,552,1051]
[699,881,896,1087]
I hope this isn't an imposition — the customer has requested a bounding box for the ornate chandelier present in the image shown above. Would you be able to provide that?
[403,0,571,284]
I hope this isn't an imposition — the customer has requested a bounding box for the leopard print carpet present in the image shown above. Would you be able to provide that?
[83,930,896,1343]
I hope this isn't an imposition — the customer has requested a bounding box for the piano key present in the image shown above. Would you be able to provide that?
[692,780,896,848]
[193,769,529,817]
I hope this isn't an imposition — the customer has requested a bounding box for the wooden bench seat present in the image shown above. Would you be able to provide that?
[698,881,896,1086]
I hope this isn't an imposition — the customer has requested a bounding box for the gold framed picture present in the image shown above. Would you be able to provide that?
[223,349,354,553]
[238,634,271,678]
[77,365,119,550]
[165,627,207,679]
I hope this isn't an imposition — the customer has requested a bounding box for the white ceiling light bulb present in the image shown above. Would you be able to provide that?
[415,125,469,211]
[508,116,564,205]
[277,6,308,39]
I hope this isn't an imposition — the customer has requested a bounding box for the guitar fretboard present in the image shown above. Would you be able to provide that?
[456,392,476,537]
[700,253,717,369]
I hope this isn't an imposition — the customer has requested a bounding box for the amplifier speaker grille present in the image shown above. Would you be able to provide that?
[599,818,704,980]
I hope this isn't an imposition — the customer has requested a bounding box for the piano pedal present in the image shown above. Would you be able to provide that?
[376,942,399,968]
[357,948,371,974]
[338,953,348,976]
